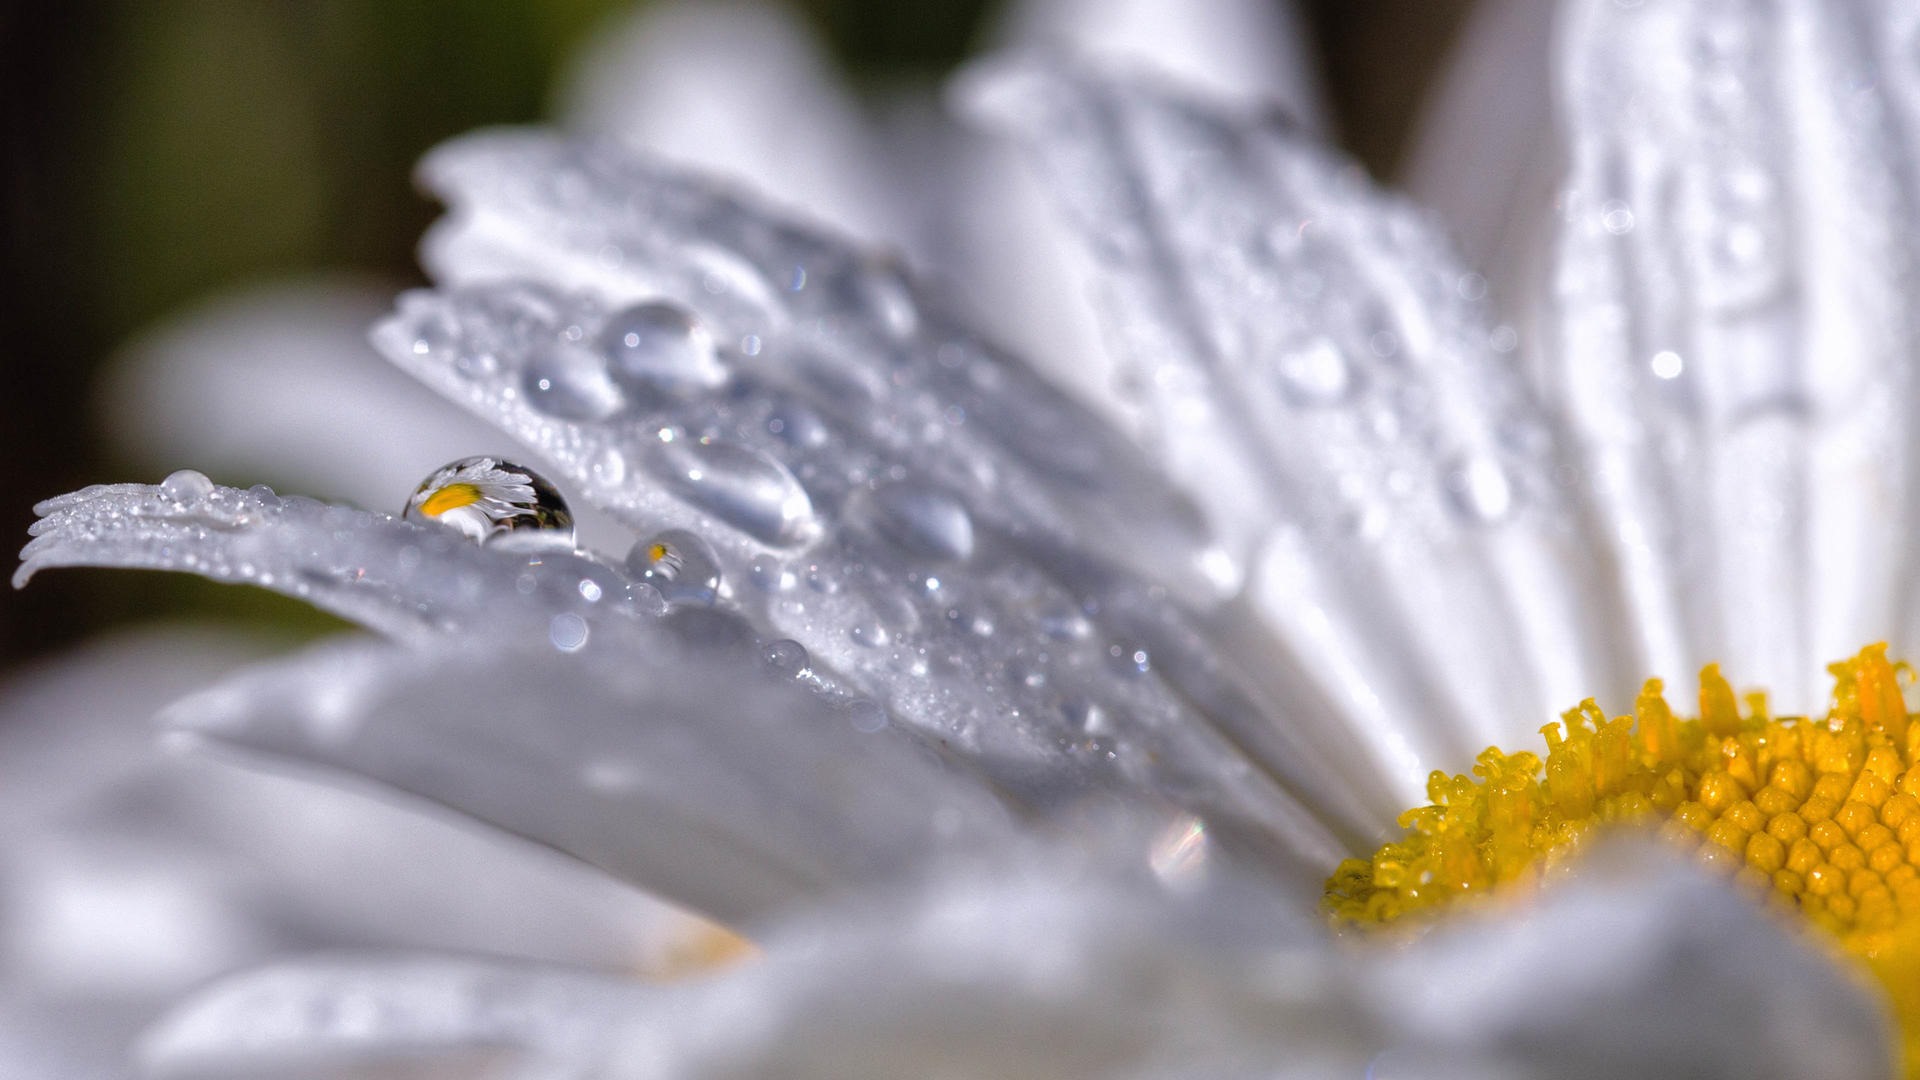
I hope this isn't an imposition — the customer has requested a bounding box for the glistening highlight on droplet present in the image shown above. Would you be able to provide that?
[1327,644,1920,1072]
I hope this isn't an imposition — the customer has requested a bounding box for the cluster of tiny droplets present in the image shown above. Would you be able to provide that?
[1326,644,1920,1073]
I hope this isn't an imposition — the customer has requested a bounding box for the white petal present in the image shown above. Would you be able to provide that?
[160,633,1018,926]
[965,57,1631,799]
[1553,0,1920,705]
[556,0,903,248]
[941,0,1326,422]
[1401,0,1560,353]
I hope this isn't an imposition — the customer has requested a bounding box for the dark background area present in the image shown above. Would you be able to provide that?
[0,0,1476,673]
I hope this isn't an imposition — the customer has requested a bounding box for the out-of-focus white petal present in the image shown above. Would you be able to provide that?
[556,0,903,248]
[1374,843,1891,1080]
[965,57,1631,801]
[159,631,1019,927]
[99,279,633,554]
[1402,0,1560,353]
[0,629,691,1080]
[138,952,650,1080]
[1553,0,1920,708]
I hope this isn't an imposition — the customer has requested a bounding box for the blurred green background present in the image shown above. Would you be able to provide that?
[0,0,1474,672]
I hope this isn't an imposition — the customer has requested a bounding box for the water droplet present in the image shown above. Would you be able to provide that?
[845,699,889,733]
[578,578,604,603]
[626,529,723,606]
[764,638,809,677]
[1445,456,1515,524]
[649,438,817,547]
[867,482,974,561]
[748,554,794,591]
[1650,350,1684,379]
[404,457,575,552]
[849,620,890,648]
[521,342,625,420]
[1456,273,1488,301]
[160,469,214,503]
[853,265,918,338]
[598,301,726,394]
[1601,199,1635,235]
[1273,338,1352,406]
[549,613,589,653]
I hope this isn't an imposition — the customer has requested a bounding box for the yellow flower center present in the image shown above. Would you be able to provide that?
[1326,644,1920,1072]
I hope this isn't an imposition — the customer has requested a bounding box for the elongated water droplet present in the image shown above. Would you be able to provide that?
[161,469,214,503]
[868,482,975,561]
[599,301,726,394]
[522,342,625,420]
[626,528,723,606]
[405,456,575,552]
[649,438,817,547]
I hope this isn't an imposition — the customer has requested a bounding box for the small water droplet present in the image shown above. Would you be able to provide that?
[1107,644,1152,677]
[764,638,810,677]
[626,529,723,607]
[867,482,974,561]
[160,469,214,503]
[1273,338,1353,406]
[522,342,625,420]
[599,301,726,394]
[1457,273,1488,301]
[741,334,763,357]
[849,620,890,648]
[404,457,575,552]
[748,554,794,591]
[1445,455,1515,524]
[648,438,817,547]
[549,612,590,652]
[578,578,604,603]
[1601,200,1636,235]
[1650,349,1684,379]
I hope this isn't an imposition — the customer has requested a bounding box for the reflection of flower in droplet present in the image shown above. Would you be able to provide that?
[403,456,576,552]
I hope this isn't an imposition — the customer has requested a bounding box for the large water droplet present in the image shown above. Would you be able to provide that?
[161,469,214,503]
[649,437,817,547]
[405,457,575,552]
[625,529,723,606]
[521,342,625,420]
[598,301,726,394]
[868,482,975,561]
[1273,337,1353,406]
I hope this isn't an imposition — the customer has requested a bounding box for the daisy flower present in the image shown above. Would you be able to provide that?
[15,0,1920,1076]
